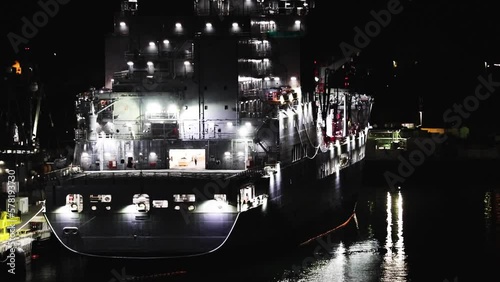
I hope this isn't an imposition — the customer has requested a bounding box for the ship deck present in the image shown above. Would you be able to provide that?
[48,167,254,182]
[83,169,245,178]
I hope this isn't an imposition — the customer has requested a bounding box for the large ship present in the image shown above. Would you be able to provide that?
[41,0,374,258]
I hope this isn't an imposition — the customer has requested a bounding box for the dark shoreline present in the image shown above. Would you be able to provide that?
[362,158,500,186]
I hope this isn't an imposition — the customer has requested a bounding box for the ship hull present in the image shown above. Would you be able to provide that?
[218,159,364,255]
[43,157,364,259]
[43,174,242,258]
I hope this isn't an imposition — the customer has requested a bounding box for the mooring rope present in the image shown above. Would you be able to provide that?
[299,203,357,246]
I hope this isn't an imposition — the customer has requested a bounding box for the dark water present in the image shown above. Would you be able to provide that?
[10,167,500,282]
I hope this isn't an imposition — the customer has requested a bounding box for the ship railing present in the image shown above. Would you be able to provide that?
[113,70,129,79]
[224,167,265,181]
[88,132,244,141]
[239,111,264,118]
[124,51,193,61]
[44,165,83,182]
[75,170,243,180]
[113,70,177,81]
[32,229,51,241]
[178,131,242,140]
[146,112,178,120]
[195,7,310,17]
[193,30,252,38]
[240,88,261,98]
[93,132,174,140]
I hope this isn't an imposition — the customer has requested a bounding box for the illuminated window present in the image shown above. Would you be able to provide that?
[66,194,83,213]
[173,194,196,202]
[152,200,168,208]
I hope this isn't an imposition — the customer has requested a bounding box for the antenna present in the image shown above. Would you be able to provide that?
[418,96,423,127]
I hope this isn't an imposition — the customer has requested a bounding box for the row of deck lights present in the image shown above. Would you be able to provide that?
[66,193,229,213]
[119,21,242,33]
[119,20,301,33]
[126,60,192,74]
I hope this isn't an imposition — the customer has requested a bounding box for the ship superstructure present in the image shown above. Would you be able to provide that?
[42,0,373,258]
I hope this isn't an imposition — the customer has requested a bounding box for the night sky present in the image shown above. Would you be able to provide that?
[1,0,499,148]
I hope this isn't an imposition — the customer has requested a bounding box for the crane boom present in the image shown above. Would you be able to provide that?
[32,93,42,145]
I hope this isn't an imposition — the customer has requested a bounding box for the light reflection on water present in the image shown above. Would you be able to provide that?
[483,191,493,236]
[380,191,407,282]
[276,191,407,282]
[289,240,383,282]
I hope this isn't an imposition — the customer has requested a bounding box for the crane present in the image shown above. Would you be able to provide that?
[316,57,352,143]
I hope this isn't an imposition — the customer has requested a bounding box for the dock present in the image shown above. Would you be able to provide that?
[1,204,50,265]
